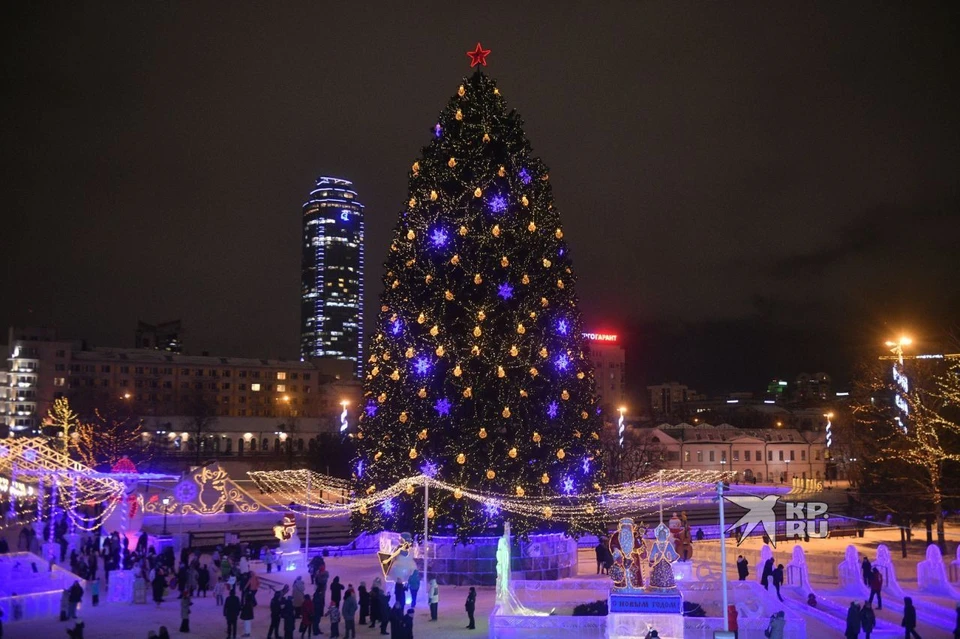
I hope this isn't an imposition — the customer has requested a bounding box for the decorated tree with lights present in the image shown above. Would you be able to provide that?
[354,46,605,540]
[72,407,151,471]
[43,397,80,449]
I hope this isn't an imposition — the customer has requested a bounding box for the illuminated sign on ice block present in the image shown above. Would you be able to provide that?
[609,591,683,614]
[582,332,618,343]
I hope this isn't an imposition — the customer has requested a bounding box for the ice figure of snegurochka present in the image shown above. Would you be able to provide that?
[648,523,680,591]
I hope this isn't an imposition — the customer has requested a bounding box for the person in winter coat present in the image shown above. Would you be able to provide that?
[223,588,241,639]
[326,601,342,638]
[341,590,358,639]
[293,577,306,617]
[761,557,774,589]
[392,580,404,608]
[407,569,421,607]
[152,569,167,605]
[727,604,738,639]
[845,601,861,639]
[902,597,921,639]
[389,603,403,639]
[299,593,314,638]
[267,590,283,639]
[240,591,256,638]
[736,555,749,581]
[861,556,872,587]
[368,585,381,628]
[198,564,210,597]
[765,610,786,639]
[861,602,876,639]
[68,581,84,619]
[772,564,785,602]
[402,608,414,639]
[428,579,439,622]
[282,597,296,639]
[330,576,344,608]
[358,582,370,625]
[378,591,391,635]
[179,592,193,633]
[867,567,883,610]
[465,587,477,630]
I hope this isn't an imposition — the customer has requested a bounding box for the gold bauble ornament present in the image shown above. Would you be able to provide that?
[418,388,427,398]
[382,352,390,361]
[473,326,482,338]
[478,310,486,320]
[541,473,549,484]
[591,432,600,440]
[510,345,518,357]
[430,190,438,201]
[543,506,553,518]
[367,485,376,495]
[497,165,506,177]
[405,259,415,267]
[448,157,457,168]
[381,305,390,312]
[399,412,408,423]
[425,274,433,284]
[375,451,383,461]
[406,484,415,495]
[540,297,549,308]
[555,228,563,239]
[371,366,380,377]
[532,432,542,443]
[458,84,465,97]
[391,280,399,289]
[427,507,435,519]
[497,366,506,378]
[581,411,589,419]
[529,311,537,319]
[539,347,548,358]
[577,372,585,379]
[500,256,509,267]
[408,198,416,208]
[450,254,460,265]
[407,230,416,241]
[557,449,566,459]
[561,390,570,400]
[521,195,529,207]
[474,273,483,285]
[453,365,462,377]
[482,133,490,143]
[519,389,528,398]
[515,486,524,496]
[435,345,445,356]
[491,224,502,238]
[378,393,387,402]
[471,345,480,356]
[543,258,552,268]
[390,370,400,381]
[502,406,511,418]
[455,109,463,121]
[527,221,536,232]
[463,387,472,398]
[418,429,428,440]
[529,367,539,377]
[585,505,595,515]
[593,483,601,491]
[405,347,414,359]
[417,313,426,324]
[444,290,454,301]
[412,161,420,174]
[494,87,500,95]
[573,430,582,438]
[557,279,565,289]
[521,274,530,285]
[456,453,466,464]
[454,488,463,499]
[486,469,496,479]
[359,504,368,515]
[409,448,418,459]
[479,427,488,439]
[517,323,525,335]
[459,225,468,236]
[508,447,518,458]
[474,187,482,198]
[430,325,439,336]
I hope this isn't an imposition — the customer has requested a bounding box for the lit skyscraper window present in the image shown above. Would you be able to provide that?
[300,176,364,376]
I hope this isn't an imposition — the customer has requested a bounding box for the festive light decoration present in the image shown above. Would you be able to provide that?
[353,61,605,540]
[466,42,492,68]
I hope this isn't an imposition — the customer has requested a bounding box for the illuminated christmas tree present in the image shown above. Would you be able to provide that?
[355,45,605,540]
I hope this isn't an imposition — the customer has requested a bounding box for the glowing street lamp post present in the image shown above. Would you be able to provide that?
[162,497,170,535]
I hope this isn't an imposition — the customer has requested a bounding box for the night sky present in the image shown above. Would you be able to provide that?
[2,3,958,397]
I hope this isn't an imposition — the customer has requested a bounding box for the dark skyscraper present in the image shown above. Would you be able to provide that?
[300,176,365,376]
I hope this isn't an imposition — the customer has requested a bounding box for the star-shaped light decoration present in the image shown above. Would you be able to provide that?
[430,227,449,248]
[421,460,439,478]
[466,42,491,68]
[434,398,452,416]
[582,458,591,473]
[497,282,514,300]
[518,168,532,184]
[484,502,501,517]
[434,123,443,138]
[488,195,508,214]
[382,498,395,515]
[414,357,431,375]
[562,476,575,494]
[365,401,379,417]
[390,320,403,336]
[555,354,570,371]
[557,319,568,335]
[355,460,365,478]
[547,401,559,419]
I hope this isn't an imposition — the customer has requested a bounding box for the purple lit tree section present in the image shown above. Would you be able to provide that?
[354,68,604,541]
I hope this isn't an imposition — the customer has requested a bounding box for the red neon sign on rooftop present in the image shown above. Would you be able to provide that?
[582,332,618,343]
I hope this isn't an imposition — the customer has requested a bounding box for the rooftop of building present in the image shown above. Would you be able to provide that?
[652,421,824,444]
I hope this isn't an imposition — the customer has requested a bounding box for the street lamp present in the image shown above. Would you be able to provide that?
[340,400,350,433]
[162,497,170,535]
[824,413,834,448]
[617,406,626,447]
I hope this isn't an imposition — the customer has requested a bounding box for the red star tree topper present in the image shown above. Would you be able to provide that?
[467,42,491,67]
